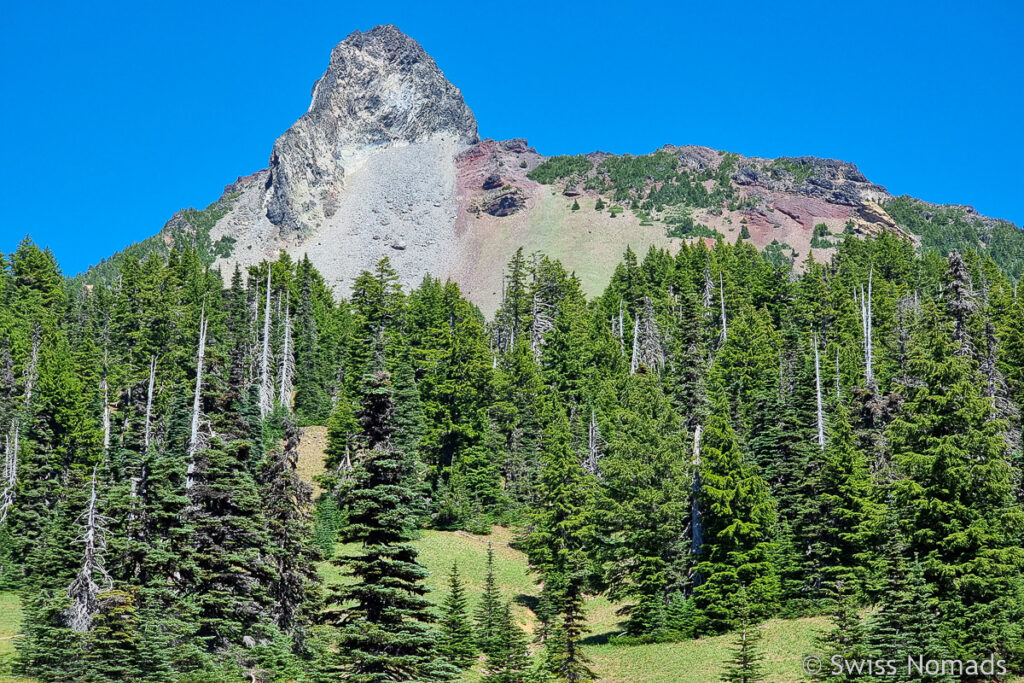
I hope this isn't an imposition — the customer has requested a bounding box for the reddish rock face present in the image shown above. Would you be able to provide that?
[772,197,852,229]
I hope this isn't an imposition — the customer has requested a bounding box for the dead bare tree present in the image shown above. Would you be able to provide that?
[144,356,156,451]
[23,323,40,408]
[187,300,209,491]
[857,265,875,386]
[0,421,19,524]
[584,408,604,476]
[719,272,728,344]
[278,292,295,410]
[701,262,713,311]
[814,332,825,450]
[65,467,112,632]
[635,297,666,373]
[528,290,554,359]
[101,371,111,456]
[259,267,274,417]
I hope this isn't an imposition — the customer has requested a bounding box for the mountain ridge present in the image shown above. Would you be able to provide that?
[80,25,1024,312]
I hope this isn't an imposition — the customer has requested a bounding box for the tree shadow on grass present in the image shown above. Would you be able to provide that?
[513,593,539,613]
[582,631,616,646]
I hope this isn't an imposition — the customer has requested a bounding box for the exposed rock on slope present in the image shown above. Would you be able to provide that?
[93,25,1022,314]
[195,25,477,295]
[266,25,478,237]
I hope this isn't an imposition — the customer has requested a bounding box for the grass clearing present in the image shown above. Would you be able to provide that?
[321,528,826,681]
[0,592,33,683]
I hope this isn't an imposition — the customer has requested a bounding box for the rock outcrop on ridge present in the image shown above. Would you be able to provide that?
[96,24,1020,315]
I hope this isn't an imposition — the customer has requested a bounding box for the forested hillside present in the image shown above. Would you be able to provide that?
[2,230,1024,681]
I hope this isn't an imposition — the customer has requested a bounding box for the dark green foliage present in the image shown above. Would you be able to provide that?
[866,539,953,682]
[438,562,476,668]
[600,372,687,639]
[527,156,593,184]
[312,493,343,557]
[7,219,1024,679]
[256,419,323,643]
[813,581,870,682]
[323,371,456,682]
[887,302,1024,661]
[719,592,765,683]
[665,214,720,239]
[885,195,1024,278]
[768,158,814,184]
[185,438,277,652]
[692,400,778,634]
[482,601,532,683]
[525,404,597,682]
[78,196,239,287]
[474,544,503,655]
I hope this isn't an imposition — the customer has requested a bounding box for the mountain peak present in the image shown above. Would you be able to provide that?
[266,24,478,234]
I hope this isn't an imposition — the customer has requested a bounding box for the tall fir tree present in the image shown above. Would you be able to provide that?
[323,371,456,682]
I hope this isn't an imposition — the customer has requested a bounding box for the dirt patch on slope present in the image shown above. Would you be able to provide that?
[296,425,329,493]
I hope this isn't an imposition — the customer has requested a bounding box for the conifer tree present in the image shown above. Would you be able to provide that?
[693,395,778,634]
[474,543,503,656]
[719,590,765,683]
[525,403,596,682]
[185,438,277,653]
[814,404,882,591]
[866,532,952,683]
[600,371,687,639]
[438,562,476,668]
[813,580,870,682]
[324,371,456,682]
[888,302,1024,661]
[482,602,532,683]
[257,419,322,644]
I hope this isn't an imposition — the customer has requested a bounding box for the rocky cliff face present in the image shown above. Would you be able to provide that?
[265,25,478,237]
[116,25,1017,314]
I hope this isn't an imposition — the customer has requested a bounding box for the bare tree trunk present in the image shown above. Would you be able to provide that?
[702,262,713,311]
[23,324,40,408]
[0,420,19,524]
[101,372,110,456]
[866,265,874,385]
[634,297,666,373]
[584,408,602,476]
[259,267,274,417]
[719,272,728,344]
[66,467,112,632]
[187,301,209,491]
[144,356,156,451]
[630,315,639,375]
[691,425,703,558]
[529,290,553,360]
[278,291,294,409]
[814,332,825,450]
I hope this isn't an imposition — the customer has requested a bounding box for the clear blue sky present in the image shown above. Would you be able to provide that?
[2,0,1021,275]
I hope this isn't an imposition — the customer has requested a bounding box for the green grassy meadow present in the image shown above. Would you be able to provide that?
[321,527,824,682]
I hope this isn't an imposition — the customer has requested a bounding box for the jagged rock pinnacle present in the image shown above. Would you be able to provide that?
[266,24,479,235]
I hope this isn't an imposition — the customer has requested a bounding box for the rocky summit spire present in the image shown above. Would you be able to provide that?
[266,25,479,235]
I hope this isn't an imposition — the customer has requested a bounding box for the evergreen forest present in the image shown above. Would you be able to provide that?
[2,230,1024,681]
